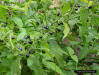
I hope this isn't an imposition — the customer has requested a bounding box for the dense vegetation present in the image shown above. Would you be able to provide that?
[0,0,99,75]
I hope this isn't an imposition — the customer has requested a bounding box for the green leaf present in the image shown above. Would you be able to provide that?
[49,40,68,67]
[0,56,21,75]
[63,23,70,39]
[12,17,23,28]
[27,54,45,75]
[80,8,88,24]
[43,61,63,75]
[10,57,21,75]
[30,31,41,40]
[0,6,7,21]
[9,0,16,2]
[67,47,78,63]
[24,0,32,15]
[40,41,50,52]
[67,47,74,56]
[11,5,24,11]
[17,28,26,41]
[91,63,99,74]
[71,55,78,63]
[80,44,90,60]
[61,1,71,14]
[91,14,99,25]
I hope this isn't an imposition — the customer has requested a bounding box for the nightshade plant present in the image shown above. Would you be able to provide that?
[0,0,99,75]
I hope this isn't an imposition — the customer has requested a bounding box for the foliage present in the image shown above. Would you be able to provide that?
[0,0,99,75]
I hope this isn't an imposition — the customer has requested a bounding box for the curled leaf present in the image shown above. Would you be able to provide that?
[63,23,70,39]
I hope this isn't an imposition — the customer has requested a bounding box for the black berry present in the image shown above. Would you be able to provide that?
[36,22,39,25]
[29,50,34,54]
[26,53,29,57]
[25,46,28,50]
[23,41,27,45]
[42,50,46,53]
[28,40,33,44]
[87,19,89,22]
[11,36,15,39]
[58,21,63,25]
[26,35,30,39]
[70,4,73,7]
[43,32,46,34]
[43,66,47,70]
[44,26,49,29]
[49,32,53,35]
[18,48,22,51]
[75,8,78,11]
[88,6,92,9]
[0,40,3,42]
[40,36,42,39]
[57,28,61,32]
[86,62,93,66]
[57,11,60,16]
[78,4,81,8]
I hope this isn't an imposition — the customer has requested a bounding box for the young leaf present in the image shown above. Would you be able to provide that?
[80,8,88,24]
[80,44,90,60]
[43,61,63,75]
[49,39,68,67]
[12,17,23,28]
[17,28,26,41]
[0,6,7,21]
[63,23,70,39]
[61,1,71,14]
[67,47,74,56]
[27,54,45,75]
[88,1,93,7]
[71,55,78,63]
[24,0,32,15]
[67,47,78,63]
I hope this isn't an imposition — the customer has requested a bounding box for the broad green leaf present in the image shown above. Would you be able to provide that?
[63,23,70,39]
[17,28,26,41]
[40,41,50,52]
[11,5,24,11]
[80,44,90,60]
[49,40,68,67]
[88,1,93,7]
[41,0,47,2]
[91,15,99,26]
[80,0,88,3]
[61,1,71,14]
[9,0,16,2]
[80,0,93,7]
[10,57,21,75]
[71,55,78,63]
[91,63,99,74]
[0,59,10,73]
[0,56,21,75]
[0,6,7,21]
[43,61,63,75]
[80,8,88,24]
[30,31,41,40]
[67,47,78,63]
[67,47,74,56]
[0,5,8,9]
[12,17,23,27]
[27,54,45,75]
[24,0,32,15]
